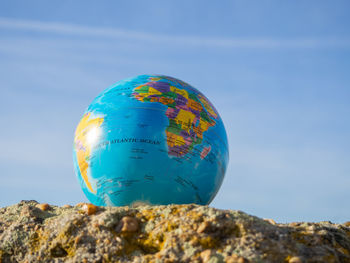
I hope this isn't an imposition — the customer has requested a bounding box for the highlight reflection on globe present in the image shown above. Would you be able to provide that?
[73,75,229,206]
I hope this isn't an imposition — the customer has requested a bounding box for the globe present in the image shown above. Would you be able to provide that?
[73,75,229,206]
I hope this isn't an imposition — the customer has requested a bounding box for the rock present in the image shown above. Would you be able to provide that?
[200,249,212,262]
[35,203,50,211]
[197,221,212,233]
[0,201,349,262]
[116,216,139,233]
[226,253,248,263]
[82,203,98,215]
[263,218,277,225]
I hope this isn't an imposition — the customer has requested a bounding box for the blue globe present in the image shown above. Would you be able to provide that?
[73,75,229,206]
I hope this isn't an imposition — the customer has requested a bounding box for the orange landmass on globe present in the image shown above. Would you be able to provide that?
[74,113,104,193]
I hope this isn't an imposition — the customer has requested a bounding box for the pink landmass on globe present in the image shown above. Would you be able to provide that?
[200,145,212,160]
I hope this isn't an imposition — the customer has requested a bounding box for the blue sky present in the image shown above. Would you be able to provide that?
[0,0,349,223]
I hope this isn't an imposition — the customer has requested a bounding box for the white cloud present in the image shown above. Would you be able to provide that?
[0,17,349,49]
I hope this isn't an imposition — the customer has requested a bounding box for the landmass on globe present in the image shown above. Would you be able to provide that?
[74,113,104,193]
[132,76,218,157]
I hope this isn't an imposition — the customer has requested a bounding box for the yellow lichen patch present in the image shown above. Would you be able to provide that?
[169,205,182,215]
[29,228,49,253]
[186,210,204,222]
[137,232,165,255]
[198,236,218,249]
[166,222,179,232]
[29,225,76,260]
[291,231,314,246]
[53,225,80,258]
[138,209,157,221]
[115,230,164,257]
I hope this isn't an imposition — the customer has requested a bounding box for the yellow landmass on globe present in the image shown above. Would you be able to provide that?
[170,85,189,99]
[149,87,162,96]
[176,109,196,133]
[198,119,211,137]
[74,113,104,193]
[166,131,186,147]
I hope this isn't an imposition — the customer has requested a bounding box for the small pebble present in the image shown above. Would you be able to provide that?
[197,221,211,233]
[74,235,83,245]
[343,221,350,227]
[36,203,50,211]
[264,218,276,225]
[92,221,99,228]
[200,249,212,262]
[82,203,98,215]
[62,204,72,208]
[288,256,303,263]
[289,222,299,227]
[226,254,247,263]
[116,216,139,233]
[103,254,109,261]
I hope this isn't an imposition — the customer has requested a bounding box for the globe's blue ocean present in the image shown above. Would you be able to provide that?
[73,75,229,206]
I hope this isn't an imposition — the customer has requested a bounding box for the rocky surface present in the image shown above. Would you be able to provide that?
[0,201,350,263]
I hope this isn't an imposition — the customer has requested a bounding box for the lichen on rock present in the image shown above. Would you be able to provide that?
[0,201,350,262]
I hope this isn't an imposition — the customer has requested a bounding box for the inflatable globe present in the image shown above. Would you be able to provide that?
[73,75,229,206]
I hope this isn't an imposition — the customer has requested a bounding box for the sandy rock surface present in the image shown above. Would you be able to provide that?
[0,200,350,263]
